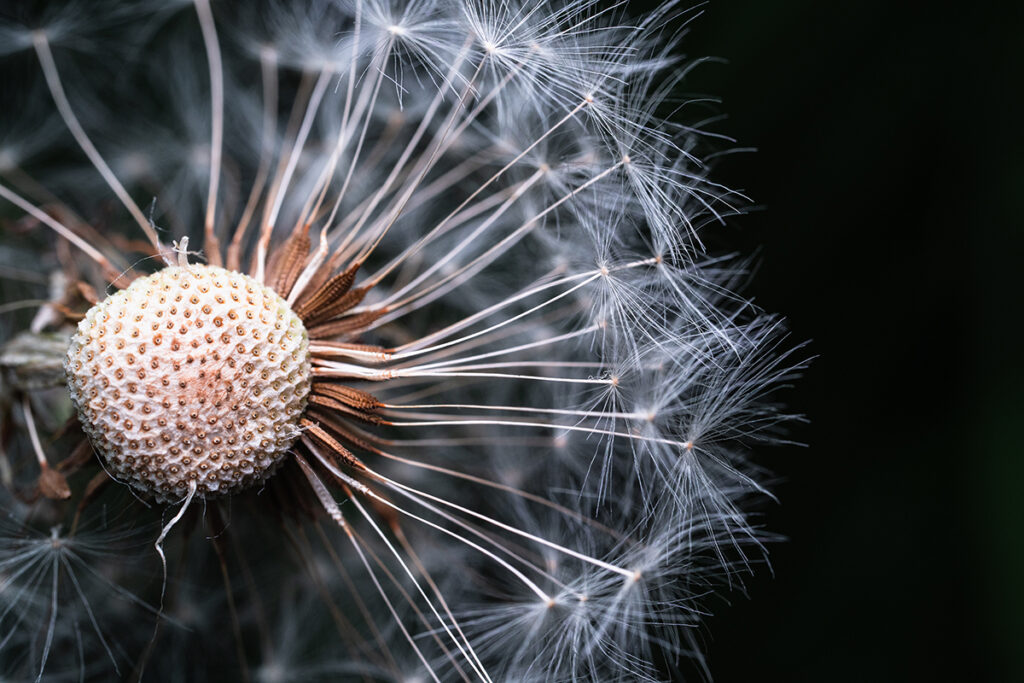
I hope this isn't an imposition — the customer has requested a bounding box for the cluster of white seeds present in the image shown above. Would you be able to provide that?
[65,265,311,502]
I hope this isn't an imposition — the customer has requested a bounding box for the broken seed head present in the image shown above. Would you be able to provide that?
[65,264,311,502]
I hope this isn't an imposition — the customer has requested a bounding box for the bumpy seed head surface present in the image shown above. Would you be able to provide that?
[65,265,311,502]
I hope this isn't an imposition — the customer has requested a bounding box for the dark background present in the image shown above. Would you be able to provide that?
[653,1,1022,680]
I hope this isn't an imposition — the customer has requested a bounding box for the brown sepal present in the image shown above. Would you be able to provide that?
[38,466,71,500]
[269,227,311,298]
[310,382,383,411]
[294,261,361,321]
[308,307,388,340]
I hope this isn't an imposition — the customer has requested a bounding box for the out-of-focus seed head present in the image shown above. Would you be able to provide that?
[64,264,310,502]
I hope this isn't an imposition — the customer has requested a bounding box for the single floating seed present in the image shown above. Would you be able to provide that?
[65,265,311,502]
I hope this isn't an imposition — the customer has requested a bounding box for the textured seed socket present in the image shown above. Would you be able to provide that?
[65,265,311,502]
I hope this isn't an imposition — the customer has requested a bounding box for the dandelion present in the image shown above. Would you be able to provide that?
[0,0,803,680]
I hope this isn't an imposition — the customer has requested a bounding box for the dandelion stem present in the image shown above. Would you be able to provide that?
[21,398,50,471]
[300,0,363,236]
[31,32,163,255]
[302,442,554,602]
[348,496,492,682]
[257,69,335,282]
[229,47,278,272]
[193,0,225,267]
[0,183,116,278]
[364,98,591,290]
[36,550,59,683]
[372,474,635,579]
[293,454,442,683]
[383,159,627,317]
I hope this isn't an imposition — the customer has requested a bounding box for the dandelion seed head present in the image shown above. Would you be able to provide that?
[65,264,311,501]
[0,0,806,678]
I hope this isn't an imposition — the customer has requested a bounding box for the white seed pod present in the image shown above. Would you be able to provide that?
[64,265,311,502]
